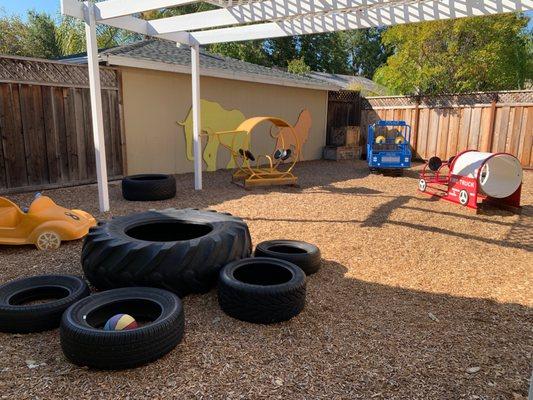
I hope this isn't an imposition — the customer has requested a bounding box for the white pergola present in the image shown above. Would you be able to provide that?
[61,0,532,212]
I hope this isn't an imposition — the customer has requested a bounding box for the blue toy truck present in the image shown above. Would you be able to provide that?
[367,120,412,174]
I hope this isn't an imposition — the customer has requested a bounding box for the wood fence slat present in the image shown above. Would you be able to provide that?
[416,109,430,159]
[31,85,50,184]
[64,88,79,181]
[437,109,450,159]
[101,91,115,175]
[478,107,492,152]
[458,108,471,152]
[446,109,460,158]
[426,109,440,157]
[519,108,532,167]
[468,107,482,150]
[504,107,515,153]
[82,88,96,178]
[509,107,523,156]
[73,88,87,180]
[41,86,61,184]
[54,87,70,182]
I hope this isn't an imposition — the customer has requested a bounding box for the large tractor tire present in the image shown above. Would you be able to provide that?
[81,209,252,297]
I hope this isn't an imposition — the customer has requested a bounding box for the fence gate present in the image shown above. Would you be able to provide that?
[0,55,125,192]
[326,90,361,146]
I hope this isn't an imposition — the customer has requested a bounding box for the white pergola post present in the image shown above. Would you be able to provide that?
[190,42,202,190]
[85,3,110,212]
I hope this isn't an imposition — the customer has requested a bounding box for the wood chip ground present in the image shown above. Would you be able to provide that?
[0,160,531,399]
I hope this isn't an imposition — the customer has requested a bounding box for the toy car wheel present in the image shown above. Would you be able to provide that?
[60,287,184,370]
[36,231,61,251]
[218,258,306,324]
[254,240,321,275]
[459,190,469,206]
[418,179,427,192]
[0,275,90,333]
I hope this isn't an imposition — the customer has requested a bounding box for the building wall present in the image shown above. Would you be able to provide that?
[120,66,328,175]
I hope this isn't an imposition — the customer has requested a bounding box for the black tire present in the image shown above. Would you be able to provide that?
[60,287,184,370]
[218,258,306,324]
[82,208,252,297]
[254,240,321,275]
[0,275,90,333]
[122,174,176,201]
[428,156,442,172]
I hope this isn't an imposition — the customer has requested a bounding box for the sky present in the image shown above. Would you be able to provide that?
[0,0,532,28]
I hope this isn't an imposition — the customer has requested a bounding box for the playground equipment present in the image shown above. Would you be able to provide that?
[0,194,96,250]
[418,150,523,211]
[367,120,412,173]
[212,117,301,188]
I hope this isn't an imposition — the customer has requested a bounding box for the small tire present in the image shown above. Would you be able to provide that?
[122,174,176,201]
[218,258,306,324]
[254,240,321,275]
[0,275,90,333]
[60,287,184,370]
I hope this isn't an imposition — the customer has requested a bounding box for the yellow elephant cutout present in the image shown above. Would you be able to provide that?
[177,99,247,172]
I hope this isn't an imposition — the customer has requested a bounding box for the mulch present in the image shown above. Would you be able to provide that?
[0,160,531,399]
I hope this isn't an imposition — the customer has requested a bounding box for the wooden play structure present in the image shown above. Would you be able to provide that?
[210,117,301,188]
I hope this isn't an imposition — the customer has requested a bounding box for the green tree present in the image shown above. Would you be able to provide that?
[374,13,531,94]
[287,57,311,74]
[0,14,28,56]
[340,28,390,79]
[25,11,61,58]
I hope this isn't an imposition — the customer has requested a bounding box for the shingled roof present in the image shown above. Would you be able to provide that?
[100,39,338,91]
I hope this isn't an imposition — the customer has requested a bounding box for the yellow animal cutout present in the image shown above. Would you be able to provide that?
[178,99,247,171]
[275,109,312,159]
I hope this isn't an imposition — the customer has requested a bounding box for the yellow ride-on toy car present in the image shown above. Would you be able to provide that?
[0,194,96,250]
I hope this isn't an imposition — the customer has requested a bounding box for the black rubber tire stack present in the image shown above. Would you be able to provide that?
[218,258,306,324]
[60,287,184,370]
[82,208,252,297]
[254,240,321,275]
[0,275,90,333]
[122,174,176,201]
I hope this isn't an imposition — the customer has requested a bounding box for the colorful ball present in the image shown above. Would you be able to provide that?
[103,314,138,331]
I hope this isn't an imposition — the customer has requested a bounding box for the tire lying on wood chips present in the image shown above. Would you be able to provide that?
[218,257,306,324]
[0,275,90,333]
[122,174,176,201]
[60,287,184,370]
[82,208,252,297]
[254,240,321,275]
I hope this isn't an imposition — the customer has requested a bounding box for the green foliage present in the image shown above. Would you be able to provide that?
[287,57,311,74]
[374,13,531,95]
[340,28,391,79]
[0,14,28,56]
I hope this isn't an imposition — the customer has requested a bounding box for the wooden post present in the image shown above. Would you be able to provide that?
[85,3,110,212]
[486,93,499,152]
[190,43,202,190]
[412,96,421,159]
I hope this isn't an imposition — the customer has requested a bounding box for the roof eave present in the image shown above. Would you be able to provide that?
[105,54,340,91]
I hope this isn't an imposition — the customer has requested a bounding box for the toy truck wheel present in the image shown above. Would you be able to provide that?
[459,190,469,206]
[36,231,61,251]
[418,179,427,192]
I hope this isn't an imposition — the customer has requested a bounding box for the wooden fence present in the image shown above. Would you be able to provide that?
[361,91,533,168]
[0,55,125,192]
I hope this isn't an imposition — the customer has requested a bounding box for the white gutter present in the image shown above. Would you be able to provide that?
[104,54,340,92]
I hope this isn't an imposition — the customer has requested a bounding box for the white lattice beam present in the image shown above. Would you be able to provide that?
[93,0,202,20]
[61,0,191,44]
[150,0,392,33]
[190,0,533,44]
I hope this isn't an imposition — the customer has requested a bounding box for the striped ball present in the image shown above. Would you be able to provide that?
[103,314,138,331]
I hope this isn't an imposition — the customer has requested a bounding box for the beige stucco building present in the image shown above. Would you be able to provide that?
[97,40,337,175]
